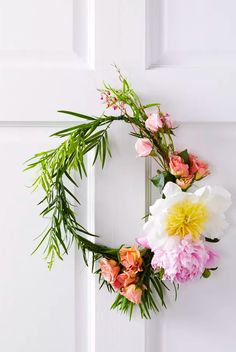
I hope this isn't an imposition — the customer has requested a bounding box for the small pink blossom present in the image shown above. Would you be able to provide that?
[145,113,163,132]
[135,138,153,157]
[121,284,142,304]
[163,113,173,128]
[189,154,209,180]
[151,237,218,283]
[100,94,107,103]
[169,154,189,177]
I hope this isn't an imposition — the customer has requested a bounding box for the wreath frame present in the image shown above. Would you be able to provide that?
[25,68,230,319]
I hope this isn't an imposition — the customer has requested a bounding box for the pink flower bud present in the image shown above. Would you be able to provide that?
[165,113,173,128]
[145,113,163,132]
[135,138,153,157]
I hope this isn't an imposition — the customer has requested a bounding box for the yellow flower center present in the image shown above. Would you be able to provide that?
[165,200,208,240]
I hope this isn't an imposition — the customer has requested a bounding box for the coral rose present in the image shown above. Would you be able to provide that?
[99,258,120,284]
[169,154,189,177]
[121,284,142,304]
[145,112,163,132]
[135,138,153,157]
[189,154,209,180]
[112,270,137,291]
[119,246,143,271]
[176,175,194,190]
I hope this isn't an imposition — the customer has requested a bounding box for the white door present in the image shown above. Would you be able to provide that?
[0,0,235,351]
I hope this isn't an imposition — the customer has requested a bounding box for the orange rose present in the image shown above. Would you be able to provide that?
[119,246,143,271]
[121,284,142,304]
[99,258,120,284]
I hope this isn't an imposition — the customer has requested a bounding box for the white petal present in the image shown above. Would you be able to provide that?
[195,185,231,213]
[162,182,182,198]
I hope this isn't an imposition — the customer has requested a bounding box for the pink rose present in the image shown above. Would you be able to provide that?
[121,284,142,304]
[145,113,163,132]
[189,154,209,180]
[169,154,189,177]
[135,138,153,157]
[151,237,218,283]
[176,175,194,190]
[119,246,143,272]
[113,270,137,291]
[99,258,120,284]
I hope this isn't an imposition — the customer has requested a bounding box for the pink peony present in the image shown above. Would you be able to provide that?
[169,154,189,178]
[189,154,209,180]
[135,138,153,157]
[119,246,143,272]
[145,113,163,132]
[99,258,120,284]
[151,237,219,283]
[121,284,142,304]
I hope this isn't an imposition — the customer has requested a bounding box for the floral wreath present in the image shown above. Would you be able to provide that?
[26,68,231,320]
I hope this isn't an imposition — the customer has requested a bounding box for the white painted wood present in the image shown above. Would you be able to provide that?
[0,0,236,351]
[147,123,236,352]
[147,0,236,67]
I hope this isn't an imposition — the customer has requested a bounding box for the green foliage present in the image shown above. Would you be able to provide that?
[151,170,176,193]
[25,114,124,268]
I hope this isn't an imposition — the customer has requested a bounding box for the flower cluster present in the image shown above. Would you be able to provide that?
[100,91,126,113]
[138,182,231,284]
[99,246,144,304]
[169,153,209,190]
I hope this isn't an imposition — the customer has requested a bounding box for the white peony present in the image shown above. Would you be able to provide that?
[142,182,231,251]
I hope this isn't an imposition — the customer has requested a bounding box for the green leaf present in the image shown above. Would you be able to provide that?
[178,149,189,164]
[58,110,96,121]
[143,103,161,109]
[150,171,175,192]
[150,171,165,190]
[205,237,220,243]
